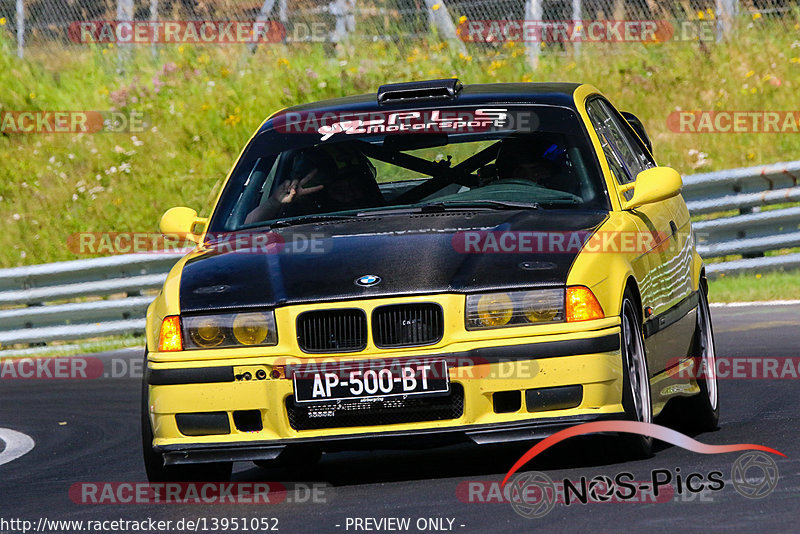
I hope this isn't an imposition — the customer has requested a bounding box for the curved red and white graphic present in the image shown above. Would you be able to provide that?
[502,420,785,487]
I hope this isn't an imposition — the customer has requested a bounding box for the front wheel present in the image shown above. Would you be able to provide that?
[619,291,653,458]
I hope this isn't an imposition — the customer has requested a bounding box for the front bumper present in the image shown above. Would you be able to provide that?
[147,325,624,464]
[158,412,625,465]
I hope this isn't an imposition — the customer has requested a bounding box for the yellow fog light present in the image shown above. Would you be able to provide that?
[232,312,270,345]
[476,293,514,327]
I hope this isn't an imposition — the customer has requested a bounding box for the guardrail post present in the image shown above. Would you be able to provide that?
[117,0,134,66]
[15,0,24,59]
[249,0,277,53]
[150,0,158,57]
[423,0,466,53]
[525,0,542,68]
[715,0,738,41]
[571,0,581,57]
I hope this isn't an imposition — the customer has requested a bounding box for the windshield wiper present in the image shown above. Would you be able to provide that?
[420,200,542,211]
[268,214,360,228]
[353,200,542,217]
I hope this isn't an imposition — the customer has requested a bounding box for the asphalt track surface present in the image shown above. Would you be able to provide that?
[1,304,798,534]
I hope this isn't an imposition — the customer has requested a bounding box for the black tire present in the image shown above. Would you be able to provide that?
[140,350,232,482]
[681,286,720,432]
[619,290,654,459]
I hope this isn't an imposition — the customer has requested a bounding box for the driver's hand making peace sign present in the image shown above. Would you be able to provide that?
[243,169,326,225]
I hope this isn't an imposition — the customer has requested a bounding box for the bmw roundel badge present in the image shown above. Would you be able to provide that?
[355,274,381,287]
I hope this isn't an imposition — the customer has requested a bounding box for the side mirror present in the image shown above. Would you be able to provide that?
[621,111,652,155]
[159,206,208,243]
[622,167,682,210]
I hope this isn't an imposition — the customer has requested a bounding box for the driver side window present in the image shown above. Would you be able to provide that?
[587,98,652,200]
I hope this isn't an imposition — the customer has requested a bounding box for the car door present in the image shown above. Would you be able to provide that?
[585,98,693,376]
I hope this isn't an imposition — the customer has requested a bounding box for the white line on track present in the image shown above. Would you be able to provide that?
[0,428,35,466]
[710,300,800,308]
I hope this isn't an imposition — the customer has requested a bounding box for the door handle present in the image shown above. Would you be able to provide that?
[669,220,678,236]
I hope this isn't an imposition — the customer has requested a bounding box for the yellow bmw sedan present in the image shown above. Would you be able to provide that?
[142,79,718,481]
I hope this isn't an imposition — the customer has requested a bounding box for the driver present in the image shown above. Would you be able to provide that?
[495,135,561,185]
[243,147,333,225]
[244,144,382,224]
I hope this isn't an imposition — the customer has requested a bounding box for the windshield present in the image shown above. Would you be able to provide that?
[209,105,610,232]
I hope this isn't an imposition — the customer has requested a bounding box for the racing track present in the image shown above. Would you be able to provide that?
[1,304,798,533]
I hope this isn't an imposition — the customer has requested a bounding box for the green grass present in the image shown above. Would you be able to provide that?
[0,18,799,271]
[708,269,800,303]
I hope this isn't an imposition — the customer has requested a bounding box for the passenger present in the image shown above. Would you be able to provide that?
[495,135,562,186]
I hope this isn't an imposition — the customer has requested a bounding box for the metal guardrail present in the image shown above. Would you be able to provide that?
[685,160,800,276]
[0,160,798,348]
[0,253,184,346]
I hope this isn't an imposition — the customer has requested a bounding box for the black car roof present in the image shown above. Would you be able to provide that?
[260,82,584,133]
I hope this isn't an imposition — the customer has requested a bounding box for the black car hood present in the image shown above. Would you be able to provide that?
[179,210,608,313]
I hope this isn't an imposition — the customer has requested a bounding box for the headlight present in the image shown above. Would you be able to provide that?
[182,311,277,349]
[232,312,271,345]
[466,289,564,330]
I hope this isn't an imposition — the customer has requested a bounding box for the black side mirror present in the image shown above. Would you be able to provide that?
[621,111,652,156]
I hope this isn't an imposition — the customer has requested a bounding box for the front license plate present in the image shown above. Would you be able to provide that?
[293,360,449,403]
